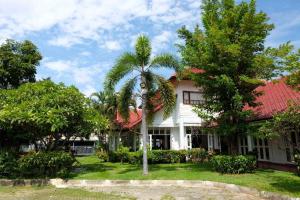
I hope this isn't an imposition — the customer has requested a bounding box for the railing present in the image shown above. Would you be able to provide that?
[71,146,95,155]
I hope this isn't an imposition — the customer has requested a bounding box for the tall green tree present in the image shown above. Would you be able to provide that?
[261,42,300,89]
[178,0,274,153]
[0,80,108,151]
[0,39,42,89]
[104,35,180,175]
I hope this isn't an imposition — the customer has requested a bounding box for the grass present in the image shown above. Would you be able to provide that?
[71,155,300,197]
[0,185,134,200]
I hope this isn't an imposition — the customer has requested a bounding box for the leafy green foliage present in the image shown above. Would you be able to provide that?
[18,151,76,178]
[210,155,256,174]
[104,34,179,122]
[118,77,137,121]
[0,80,108,150]
[0,151,18,178]
[0,39,42,89]
[187,148,211,163]
[294,150,300,176]
[107,149,214,164]
[95,147,109,162]
[262,42,300,88]
[178,0,274,147]
[258,102,300,139]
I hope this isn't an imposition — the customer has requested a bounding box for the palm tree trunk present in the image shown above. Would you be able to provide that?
[141,75,148,175]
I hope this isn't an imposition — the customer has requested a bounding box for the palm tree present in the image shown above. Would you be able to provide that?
[104,35,180,175]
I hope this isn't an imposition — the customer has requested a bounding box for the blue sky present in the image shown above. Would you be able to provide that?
[0,0,299,96]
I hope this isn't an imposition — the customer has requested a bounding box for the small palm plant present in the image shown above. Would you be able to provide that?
[104,35,180,175]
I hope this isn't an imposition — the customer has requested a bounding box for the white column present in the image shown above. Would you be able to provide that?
[247,135,253,152]
[139,134,143,150]
[179,120,185,149]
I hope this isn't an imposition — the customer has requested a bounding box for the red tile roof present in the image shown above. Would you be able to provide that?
[244,79,300,120]
[115,109,142,129]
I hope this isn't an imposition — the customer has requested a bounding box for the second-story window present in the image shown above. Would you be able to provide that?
[183,91,202,105]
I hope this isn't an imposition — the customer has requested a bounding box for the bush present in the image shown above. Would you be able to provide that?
[149,150,187,164]
[210,155,256,174]
[128,151,143,164]
[294,151,300,176]
[107,149,212,164]
[18,151,76,178]
[108,146,130,163]
[95,147,109,162]
[0,151,18,178]
[187,148,209,163]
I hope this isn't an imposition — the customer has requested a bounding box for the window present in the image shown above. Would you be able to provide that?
[253,138,270,161]
[183,91,202,105]
[239,137,248,155]
[148,128,171,150]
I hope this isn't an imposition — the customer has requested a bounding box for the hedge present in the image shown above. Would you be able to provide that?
[210,155,256,174]
[18,151,76,178]
[104,148,210,164]
[0,151,76,178]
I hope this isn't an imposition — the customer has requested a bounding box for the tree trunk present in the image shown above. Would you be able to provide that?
[141,75,148,175]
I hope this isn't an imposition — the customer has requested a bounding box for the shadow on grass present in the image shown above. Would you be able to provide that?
[269,175,300,194]
[116,162,214,175]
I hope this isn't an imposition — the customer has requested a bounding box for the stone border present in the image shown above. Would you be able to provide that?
[0,179,49,186]
[49,179,299,200]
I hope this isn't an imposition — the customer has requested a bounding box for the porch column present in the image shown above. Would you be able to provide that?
[247,135,253,152]
[179,120,185,149]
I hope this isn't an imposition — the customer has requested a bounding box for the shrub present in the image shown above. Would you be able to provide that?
[210,155,256,174]
[0,151,18,178]
[18,151,76,178]
[294,151,300,176]
[109,146,130,163]
[187,148,209,163]
[128,151,143,164]
[149,150,187,164]
[95,147,109,162]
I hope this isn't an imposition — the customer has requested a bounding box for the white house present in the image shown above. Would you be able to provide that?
[115,69,300,171]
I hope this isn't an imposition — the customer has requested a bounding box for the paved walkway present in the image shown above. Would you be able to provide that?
[50,180,283,200]
[88,185,266,200]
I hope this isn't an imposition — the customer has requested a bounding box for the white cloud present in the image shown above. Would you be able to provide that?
[82,85,97,96]
[44,60,72,72]
[152,31,173,54]
[79,51,91,56]
[103,40,122,51]
[42,59,111,95]
[0,0,201,47]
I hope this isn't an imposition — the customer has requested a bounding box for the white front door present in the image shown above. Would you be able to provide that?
[186,134,192,150]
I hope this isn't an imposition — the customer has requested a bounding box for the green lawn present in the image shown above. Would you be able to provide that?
[0,185,134,200]
[71,156,300,197]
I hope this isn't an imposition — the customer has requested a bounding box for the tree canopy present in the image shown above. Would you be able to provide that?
[0,80,108,151]
[0,39,42,89]
[178,0,275,151]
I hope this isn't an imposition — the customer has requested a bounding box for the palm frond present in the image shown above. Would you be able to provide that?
[118,77,137,122]
[135,35,151,66]
[104,53,138,91]
[153,74,176,119]
[149,54,181,71]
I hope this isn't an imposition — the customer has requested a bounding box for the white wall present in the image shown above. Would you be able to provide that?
[150,80,203,127]
[175,80,203,125]
[171,127,180,150]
